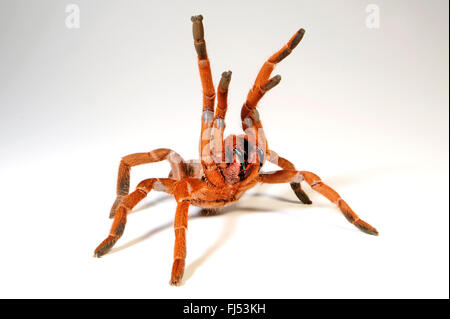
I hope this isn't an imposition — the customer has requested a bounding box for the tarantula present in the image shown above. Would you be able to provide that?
[94,15,378,286]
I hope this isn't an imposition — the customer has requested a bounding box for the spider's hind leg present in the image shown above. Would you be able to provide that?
[241,28,305,142]
[301,171,378,236]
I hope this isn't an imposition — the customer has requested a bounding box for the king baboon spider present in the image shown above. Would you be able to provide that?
[94,15,379,286]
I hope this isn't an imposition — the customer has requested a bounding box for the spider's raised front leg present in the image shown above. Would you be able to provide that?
[191,15,224,185]
[267,150,312,204]
[244,28,305,111]
[241,28,305,152]
[259,170,378,235]
[170,200,190,286]
[94,178,176,257]
[169,177,206,285]
[110,148,186,218]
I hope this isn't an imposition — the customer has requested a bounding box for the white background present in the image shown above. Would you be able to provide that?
[0,0,448,298]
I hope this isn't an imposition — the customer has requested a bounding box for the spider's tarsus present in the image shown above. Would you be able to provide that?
[191,15,207,59]
[190,15,203,22]
[94,252,104,258]
[263,75,281,91]
[274,28,305,63]
[170,259,185,286]
[290,28,306,51]
[290,183,312,204]
[191,15,204,40]
[356,223,379,236]
[94,236,117,258]
[219,71,232,91]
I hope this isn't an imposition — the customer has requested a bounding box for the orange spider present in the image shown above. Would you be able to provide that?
[94,15,378,286]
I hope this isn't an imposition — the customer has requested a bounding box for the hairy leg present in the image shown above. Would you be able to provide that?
[211,71,232,163]
[170,201,190,286]
[169,159,203,179]
[241,28,305,153]
[244,28,305,111]
[168,177,214,285]
[200,208,220,216]
[95,178,175,257]
[191,15,226,187]
[267,150,311,204]
[259,170,378,235]
[110,148,186,218]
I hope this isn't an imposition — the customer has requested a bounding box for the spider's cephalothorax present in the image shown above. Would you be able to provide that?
[94,15,379,286]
